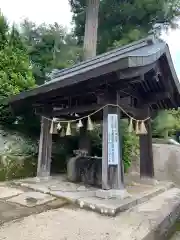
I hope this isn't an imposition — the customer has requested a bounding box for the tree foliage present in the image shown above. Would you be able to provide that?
[152,110,177,139]
[152,109,180,139]
[89,120,139,172]
[0,13,35,124]
[20,20,83,84]
[70,0,180,53]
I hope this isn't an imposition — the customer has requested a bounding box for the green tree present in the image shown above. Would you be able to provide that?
[0,11,8,50]
[152,110,177,139]
[70,0,180,53]
[168,108,180,130]
[0,13,35,124]
[20,20,83,84]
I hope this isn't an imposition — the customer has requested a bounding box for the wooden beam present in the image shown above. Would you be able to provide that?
[51,102,143,117]
[116,63,156,80]
[158,59,178,107]
[108,78,146,101]
[155,59,179,107]
[34,74,114,106]
[35,72,153,107]
[34,70,152,107]
[118,87,142,99]
[53,104,100,115]
[117,83,170,104]
[35,90,170,118]
[139,92,171,106]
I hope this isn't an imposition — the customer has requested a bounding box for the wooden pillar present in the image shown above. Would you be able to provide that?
[102,105,109,189]
[37,117,52,178]
[78,120,91,154]
[139,108,154,178]
[102,93,124,189]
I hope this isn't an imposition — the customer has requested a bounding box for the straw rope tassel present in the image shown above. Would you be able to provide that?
[139,120,147,135]
[135,120,140,135]
[57,122,62,131]
[77,119,83,129]
[43,103,150,135]
[128,118,133,133]
[49,120,54,134]
[66,122,71,136]
[87,116,94,131]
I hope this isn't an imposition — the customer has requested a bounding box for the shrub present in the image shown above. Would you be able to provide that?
[89,120,139,172]
[0,155,37,181]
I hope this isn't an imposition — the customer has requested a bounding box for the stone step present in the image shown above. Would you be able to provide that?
[74,182,174,216]
[108,187,180,240]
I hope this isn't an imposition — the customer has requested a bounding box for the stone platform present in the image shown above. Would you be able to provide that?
[0,183,67,226]
[12,175,174,216]
[1,186,180,240]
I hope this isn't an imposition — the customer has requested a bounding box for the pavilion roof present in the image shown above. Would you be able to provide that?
[9,35,180,115]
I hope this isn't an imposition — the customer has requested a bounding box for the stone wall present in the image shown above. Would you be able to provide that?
[0,125,38,156]
[129,143,180,186]
[153,144,180,186]
[0,125,37,180]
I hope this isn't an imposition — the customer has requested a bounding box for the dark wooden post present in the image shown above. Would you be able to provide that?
[79,120,91,154]
[139,108,154,178]
[102,92,124,190]
[37,117,52,179]
[102,105,109,189]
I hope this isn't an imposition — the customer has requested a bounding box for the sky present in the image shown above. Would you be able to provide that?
[0,0,73,28]
[0,0,180,78]
[161,26,180,78]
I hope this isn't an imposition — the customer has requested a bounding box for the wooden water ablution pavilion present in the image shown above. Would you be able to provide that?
[8,0,180,196]
[9,35,180,192]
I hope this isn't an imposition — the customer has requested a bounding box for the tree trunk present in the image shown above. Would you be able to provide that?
[164,129,169,140]
[78,0,100,153]
[68,0,100,182]
[83,0,100,59]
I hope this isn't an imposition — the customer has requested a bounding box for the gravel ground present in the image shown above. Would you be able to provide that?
[0,208,121,240]
[1,188,179,240]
